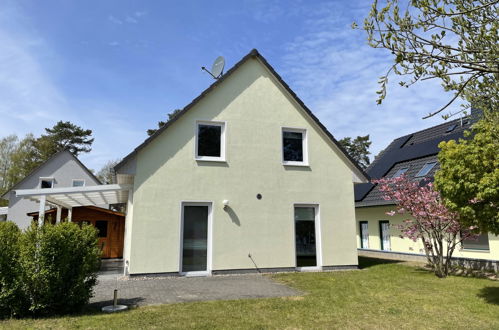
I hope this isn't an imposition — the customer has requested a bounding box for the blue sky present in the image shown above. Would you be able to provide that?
[0,0,462,171]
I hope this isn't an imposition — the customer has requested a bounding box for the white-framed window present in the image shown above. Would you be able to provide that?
[282,127,308,166]
[416,161,437,177]
[392,167,409,178]
[195,121,226,161]
[72,179,85,187]
[462,233,490,251]
[359,221,369,249]
[379,220,391,251]
[39,177,54,189]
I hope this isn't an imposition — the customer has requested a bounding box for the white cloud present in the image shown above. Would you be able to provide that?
[0,3,144,170]
[278,1,463,160]
[108,15,123,25]
[108,11,147,26]
[125,16,138,24]
[0,14,69,135]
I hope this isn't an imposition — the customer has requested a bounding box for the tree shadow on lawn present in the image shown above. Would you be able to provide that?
[477,287,499,305]
[358,257,403,269]
[5,297,145,321]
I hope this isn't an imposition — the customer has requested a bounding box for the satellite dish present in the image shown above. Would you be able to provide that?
[201,56,225,79]
[211,56,225,78]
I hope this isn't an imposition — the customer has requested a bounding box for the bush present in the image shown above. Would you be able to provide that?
[0,222,101,318]
[0,222,24,317]
[18,222,101,316]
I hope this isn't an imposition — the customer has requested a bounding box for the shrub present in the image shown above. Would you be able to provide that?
[0,222,25,318]
[18,222,101,316]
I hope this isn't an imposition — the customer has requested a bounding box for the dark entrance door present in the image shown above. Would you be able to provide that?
[295,206,317,267]
[182,205,209,273]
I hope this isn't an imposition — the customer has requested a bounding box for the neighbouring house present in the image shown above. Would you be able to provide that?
[1,150,127,259]
[28,206,125,258]
[1,150,103,229]
[354,114,499,267]
[114,49,369,276]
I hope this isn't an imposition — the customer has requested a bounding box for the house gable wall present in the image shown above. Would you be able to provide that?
[128,58,358,274]
[7,152,101,229]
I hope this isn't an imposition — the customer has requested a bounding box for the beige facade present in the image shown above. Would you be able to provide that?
[355,206,499,261]
[118,53,367,275]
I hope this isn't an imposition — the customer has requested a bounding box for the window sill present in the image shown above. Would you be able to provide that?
[283,162,309,167]
[195,158,227,163]
[460,248,490,253]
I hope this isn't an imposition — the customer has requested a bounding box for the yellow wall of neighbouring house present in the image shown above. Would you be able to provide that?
[125,57,361,274]
[355,205,499,261]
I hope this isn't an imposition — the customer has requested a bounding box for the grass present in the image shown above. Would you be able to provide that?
[2,257,498,329]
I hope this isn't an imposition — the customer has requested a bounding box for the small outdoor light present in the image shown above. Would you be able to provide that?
[222,200,230,210]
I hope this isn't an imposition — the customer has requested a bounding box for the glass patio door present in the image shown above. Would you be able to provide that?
[295,206,317,268]
[181,205,209,274]
[360,221,369,249]
[380,221,391,251]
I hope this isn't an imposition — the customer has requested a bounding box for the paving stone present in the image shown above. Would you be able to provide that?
[91,273,300,308]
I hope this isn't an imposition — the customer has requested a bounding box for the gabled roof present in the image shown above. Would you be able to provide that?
[355,117,474,207]
[115,49,369,183]
[1,150,102,200]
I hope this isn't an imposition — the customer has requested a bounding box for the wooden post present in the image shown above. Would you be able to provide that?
[56,206,62,224]
[38,195,46,227]
[68,207,73,222]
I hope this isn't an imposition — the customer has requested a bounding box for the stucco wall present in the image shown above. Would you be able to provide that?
[7,152,101,229]
[126,58,360,274]
[355,205,499,261]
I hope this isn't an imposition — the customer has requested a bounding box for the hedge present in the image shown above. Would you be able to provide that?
[0,221,101,318]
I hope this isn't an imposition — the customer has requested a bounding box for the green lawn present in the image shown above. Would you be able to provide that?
[2,257,498,329]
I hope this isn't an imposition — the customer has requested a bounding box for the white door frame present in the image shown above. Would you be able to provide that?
[179,201,213,277]
[293,203,322,271]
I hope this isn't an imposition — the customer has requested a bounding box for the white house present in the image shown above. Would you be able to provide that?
[114,49,369,276]
[1,150,102,229]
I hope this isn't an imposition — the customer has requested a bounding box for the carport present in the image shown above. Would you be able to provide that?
[15,183,133,268]
[15,184,132,226]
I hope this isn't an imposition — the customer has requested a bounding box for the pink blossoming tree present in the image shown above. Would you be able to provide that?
[374,175,477,278]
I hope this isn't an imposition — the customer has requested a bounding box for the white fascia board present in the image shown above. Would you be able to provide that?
[15,184,133,197]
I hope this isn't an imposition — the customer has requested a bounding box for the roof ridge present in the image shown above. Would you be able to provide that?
[1,150,101,199]
[405,117,466,137]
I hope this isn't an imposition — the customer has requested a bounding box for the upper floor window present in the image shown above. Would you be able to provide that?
[195,121,226,161]
[392,167,409,178]
[416,161,437,177]
[72,179,85,187]
[40,178,54,189]
[282,128,308,165]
